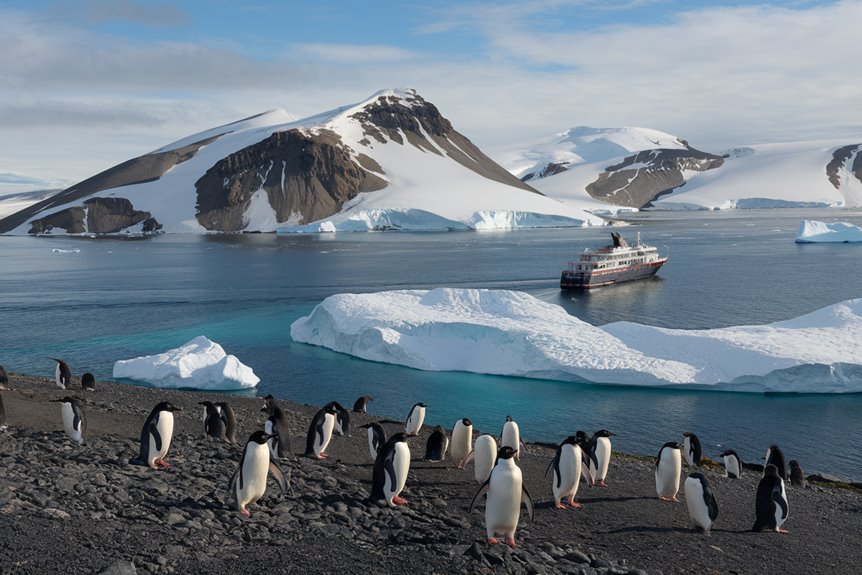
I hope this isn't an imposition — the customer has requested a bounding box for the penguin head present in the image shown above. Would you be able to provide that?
[389,432,409,443]
[789,460,801,470]
[594,429,615,438]
[461,418,472,427]
[662,441,682,450]
[81,373,96,388]
[156,402,181,413]
[561,435,579,446]
[764,463,779,477]
[248,430,275,444]
[415,402,427,409]
[575,430,589,442]
[497,446,517,460]
[719,449,737,457]
[505,415,513,422]
[50,396,77,405]
[324,404,338,415]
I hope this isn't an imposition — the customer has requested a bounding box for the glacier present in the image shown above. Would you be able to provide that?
[112,336,260,390]
[290,288,862,393]
[796,219,862,243]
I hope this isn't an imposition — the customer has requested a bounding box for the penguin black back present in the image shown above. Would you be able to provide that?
[753,464,788,531]
[352,395,373,413]
[0,364,9,386]
[198,401,227,442]
[371,432,409,502]
[263,395,292,457]
[424,426,448,461]
[765,445,788,480]
[81,372,96,391]
[215,401,238,444]
[683,431,702,465]
[789,460,806,487]
[325,401,350,436]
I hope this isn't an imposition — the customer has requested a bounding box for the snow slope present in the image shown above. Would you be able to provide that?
[290,288,862,393]
[0,189,59,219]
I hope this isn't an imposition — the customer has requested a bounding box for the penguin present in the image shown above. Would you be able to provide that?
[404,402,426,436]
[465,434,498,484]
[424,426,449,462]
[450,418,473,469]
[215,401,238,445]
[262,395,292,459]
[51,358,71,390]
[361,422,386,461]
[501,415,525,461]
[50,396,86,446]
[370,432,411,506]
[764,445,788,480]
[305,403,337,459]
[655,441,682,501]
[468,446,535,547]
[131,402,181,469]
[720,449,742,479]
[683,431,702,467]
[0,364,8,386]
[325,401,350,436]
[684,472,719,532]
[0,393,6,430]
[80,372,96,391]
[789,460,806,487]
[577,430,596,486]
[753,464,789,533]
[228,430,288,517]
[198,401,227,442]
[352,395,373,413]
[589,429,615,487]
[545,435,587,509]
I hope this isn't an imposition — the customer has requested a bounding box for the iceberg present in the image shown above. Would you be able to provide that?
[290,288,862,393]
[796,220,862,243]
[113,336,259,390]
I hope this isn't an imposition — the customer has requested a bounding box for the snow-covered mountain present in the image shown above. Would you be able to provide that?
[0,189,60,220]
[492,127,862,211]
[0,89,602,235]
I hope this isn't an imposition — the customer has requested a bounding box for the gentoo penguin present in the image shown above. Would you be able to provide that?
[262,395,291,459]
[468,446,535,547]
[720,449,743,479]
[655,442,682,501]
[545,435,587,509]
[789,460,806,487]
[51,358,71,389]
[683,432,702,467]
[450,418,473,469]
[198,401,227,442]
[424,426,449,462]
[80,372,96,391]
[228,430,288,517]
[684,472,719,532]
[764,445,788,480]
[466,434,498,484]
[501,416,524,461]
[588,429,615,487]
[215,401,238,445]
[370,432,411,506]
[352,395,373,414]
[50,396,86,446]
[404,402,426,436]
[361,422,386,460]
[753,464,789,533]
[577,430,596,486]
[305,403,337,459]
[131,402,181,469]
[325,401,350,436]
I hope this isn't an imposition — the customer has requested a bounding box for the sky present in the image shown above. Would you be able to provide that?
[2,0,862,193]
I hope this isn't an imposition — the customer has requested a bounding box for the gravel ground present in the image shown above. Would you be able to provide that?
[1,373,860,575]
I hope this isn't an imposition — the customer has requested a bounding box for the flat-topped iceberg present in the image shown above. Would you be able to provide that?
[113,336,259,390]
[290,288,862,393]
[796,220,862,243]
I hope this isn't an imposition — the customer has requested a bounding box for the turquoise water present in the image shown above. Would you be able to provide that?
[1,208,861,478]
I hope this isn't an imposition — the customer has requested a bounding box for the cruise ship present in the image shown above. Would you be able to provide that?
[560,232,667,289]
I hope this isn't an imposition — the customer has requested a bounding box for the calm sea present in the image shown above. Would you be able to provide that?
[1,208,861,478]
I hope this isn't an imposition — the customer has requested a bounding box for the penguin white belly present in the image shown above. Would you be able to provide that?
[61,403,82,445]
[265,419,278,459]
[724,455,740,478]
[451,424,472,466]
[775,483,789,530]
[473,435,497,484]
[149,412,174,465]
[555,445,581,503]
[655,450,681,498]
[55,364,64,389]
[684,476,713,530]
[238,443,270,508]
[314,413,335,456]
[406,407,425,435]
[486,461,522,539]
[385,442,410,502]
[595,437,611,481]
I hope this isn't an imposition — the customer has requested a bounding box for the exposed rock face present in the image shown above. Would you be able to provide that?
[520,162,570,182]
[586,148,724,208]
[195,129,388,231]
[27,197,161,235]
[826,144,862,189]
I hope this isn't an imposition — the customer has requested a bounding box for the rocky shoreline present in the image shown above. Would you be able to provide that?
[1,373,860,575]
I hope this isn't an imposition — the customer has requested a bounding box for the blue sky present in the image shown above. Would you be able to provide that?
[1,0,860,191]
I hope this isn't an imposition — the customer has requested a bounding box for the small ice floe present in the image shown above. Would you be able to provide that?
[52,248,81,253]
[796,220,862,243]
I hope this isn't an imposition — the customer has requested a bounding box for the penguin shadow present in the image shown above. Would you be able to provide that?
[602,525,693,535]
[580,495,651,504]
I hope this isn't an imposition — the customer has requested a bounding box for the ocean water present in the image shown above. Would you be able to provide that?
[1,208,861,479]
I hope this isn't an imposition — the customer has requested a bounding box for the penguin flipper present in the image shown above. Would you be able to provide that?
[467,481,490,514]
[150,422,163,453]
[463,449,475,466]
[707,492,719,522]
[521,485,535,521]
[268,461,288,494]
[773,486,788,519]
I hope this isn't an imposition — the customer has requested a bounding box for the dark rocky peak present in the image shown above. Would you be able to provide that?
[350,90,453,145]
[826,144,862,189]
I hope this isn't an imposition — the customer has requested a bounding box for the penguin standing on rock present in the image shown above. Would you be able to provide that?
[228,430,288,517]
[577,430,596,486]
[683,432,702,467]
[352,396,373,414]
[131,402,181,469]
[80,373,96,391]
[588,429,615,487]
[655,442,682,501]
[370,432,411,506]
[262,395,292,459]
[198,401,227,442]
[720,449,743,479]
[404,403,426,436]
[51,358,71,390]
[361,422,386,460]
[789,460,806,487]
[424,426,449,462]
[450,418,473,469]
[465,434,497,484]
[684,472,719,532]
[753,464,789,533]
[764,445,788,480]
[468,446,534,547]
[215,401,238,445]
[326,401,350,436]
[305,403,337,459]
[546,435,587,509]
[50,397,86,446]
